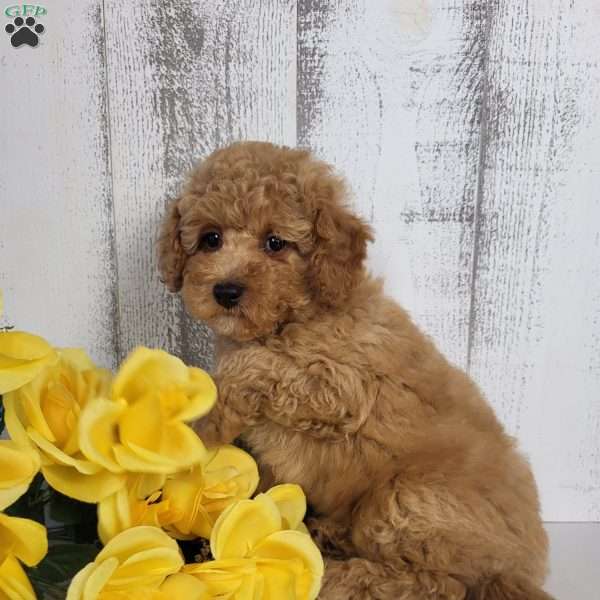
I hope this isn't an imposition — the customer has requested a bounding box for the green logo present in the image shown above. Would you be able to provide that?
[4,4,46,17]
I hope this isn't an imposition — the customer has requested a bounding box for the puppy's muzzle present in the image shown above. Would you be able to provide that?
[213,282,245,308]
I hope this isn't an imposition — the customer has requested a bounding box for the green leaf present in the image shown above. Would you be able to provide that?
[28,542,98,584]
[28,576,69,600]
[5,473,47,524]
[6,473,100,545]
[46,491,98,544]
[47,489,96,526]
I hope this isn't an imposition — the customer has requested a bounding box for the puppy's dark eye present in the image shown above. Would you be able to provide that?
[199,231,222,252]
[265,235,286,253]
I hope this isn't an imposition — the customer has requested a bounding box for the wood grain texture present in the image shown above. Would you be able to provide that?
[298,0,488,368]
[0,1,117,369]
[104,0,296,369]
[468,0,600,520]
[1,0,598,522]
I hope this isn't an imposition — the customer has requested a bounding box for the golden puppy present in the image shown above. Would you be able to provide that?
[158,141,552,600]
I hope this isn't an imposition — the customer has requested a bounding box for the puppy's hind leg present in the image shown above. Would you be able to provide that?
[348,467,548,600]
[319,558,466,600]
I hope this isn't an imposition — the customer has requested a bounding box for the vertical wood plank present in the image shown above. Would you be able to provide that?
[0,1,117,368]
[104,0,296,369]
[1,0,595,522]
[298,0,488,368]
[469,0,600,520]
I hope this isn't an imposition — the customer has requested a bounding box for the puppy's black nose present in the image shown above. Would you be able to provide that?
[213,282,245,308]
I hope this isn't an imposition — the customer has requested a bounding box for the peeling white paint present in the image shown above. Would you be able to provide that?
[1,0,599,521]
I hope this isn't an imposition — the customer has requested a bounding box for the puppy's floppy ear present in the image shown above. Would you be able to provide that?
[157,198,186,292]
[302,167,373,307]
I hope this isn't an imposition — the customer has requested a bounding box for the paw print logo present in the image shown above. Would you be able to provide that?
[5,16,45,48]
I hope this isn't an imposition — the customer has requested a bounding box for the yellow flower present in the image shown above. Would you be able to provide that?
[66,526,183,600]
[3,349,125,503]
[161,445,259,540]
[0,441,40,511]
[97,474,176,545]
[79,347,216,476]
[0,513,48,600]
[0,330,59,396]
[97,445,258,544]
[184,485,324,600]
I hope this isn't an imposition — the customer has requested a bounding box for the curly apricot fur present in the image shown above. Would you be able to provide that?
[158,142,552,600]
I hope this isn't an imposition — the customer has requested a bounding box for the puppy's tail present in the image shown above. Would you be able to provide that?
[468,576,555,600]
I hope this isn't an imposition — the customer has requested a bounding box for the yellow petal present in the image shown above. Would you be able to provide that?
[134,498,176,533]
[112,348,189,404]
[98,487,131,545]
[66,563,95,600]
[82,556,119,600]
[0,513,48,566]
[130,473,166,499]
[184,559,258,599]
[108,547,184,588]
[264,484,307,531]
[118,394,163,454]
[78,398,125,473]
[0,353,27,369]
[113,425,206,474]
[27,429,101,474]
[160,573,211,599]
[1,395,33,451]
[184,558,256,576]
[0,554,37,600]
[100,589,165,600]
[176,367,217,421]
[96,526,181,567]
[22,384,58,443]
[42,464,126,503]
[40,386,76,449]
[203,445,259,498]
[58,348,96,371]
[252,530,324,600]
[160,422,208,469]
[0,331,54,361]
[111,445,176,474]
[6,380,55,442]
[118,398,207,472]
[0,482,30,514]
[7,389,50,450]
[160,468,203,537]
[0,441,40,510]
[0,356,56,395]
[0,331,58,395]
[211,494,282,560]
[256,560,297,600]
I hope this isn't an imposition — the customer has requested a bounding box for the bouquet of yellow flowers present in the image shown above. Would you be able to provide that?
[0,292,323,599]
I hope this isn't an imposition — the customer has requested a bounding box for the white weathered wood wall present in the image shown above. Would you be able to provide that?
[1,0,599,522]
